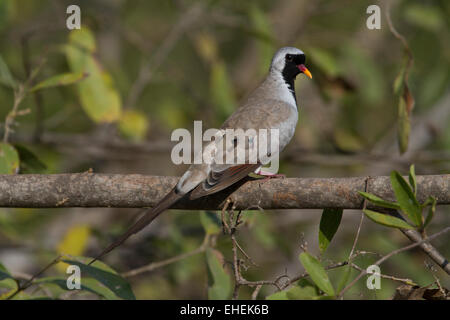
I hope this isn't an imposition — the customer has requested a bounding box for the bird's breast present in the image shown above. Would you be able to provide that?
[277,109,298,151]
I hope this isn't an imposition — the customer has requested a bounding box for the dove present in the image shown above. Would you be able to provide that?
[90,47,312,264]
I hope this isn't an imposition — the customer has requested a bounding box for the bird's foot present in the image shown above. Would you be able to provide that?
[252,169,286,183]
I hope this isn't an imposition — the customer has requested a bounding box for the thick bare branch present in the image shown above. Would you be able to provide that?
[0,174,448,209]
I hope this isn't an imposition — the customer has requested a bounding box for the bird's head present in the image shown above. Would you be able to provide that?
[270,47,312,82]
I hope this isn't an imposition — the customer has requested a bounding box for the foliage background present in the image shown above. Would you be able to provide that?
[0,0,449,299]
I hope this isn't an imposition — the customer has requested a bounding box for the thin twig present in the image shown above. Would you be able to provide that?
[348,177,370,260]
[3,85,26,143]
[400,228,450,275]
[226,205,284,299]
[281,261,349,290]
[385,5,413,75]
[251,285,262,300]
[122,235,210,278]
[338,227,450,298]
[3,55,46,143]
[221,198,232,234]
[231,233,241,300]
[21,34,45,142]
[349,263,417,286]
[7,254,61,300]
[125,3,204,109]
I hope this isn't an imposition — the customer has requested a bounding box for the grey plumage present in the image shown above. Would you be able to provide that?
[90,47,310,264]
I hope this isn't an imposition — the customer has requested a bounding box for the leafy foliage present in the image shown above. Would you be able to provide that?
[61,256,135,300]
[267,279,319,300]
[30,72,87,92]
[359,165,436,231]
[0,54,16,88]
[56,225,91,272]
[206,248,231,300]
[118,110,149,142]
[0,263,18,299]
[13,144,47,173]
[318,208,343,254]
[0,143,19,174]
[200,211,222,235]
[363,209,414,230]
[65,28,122,123]
[299,252,335,297]
[0,1,448,300]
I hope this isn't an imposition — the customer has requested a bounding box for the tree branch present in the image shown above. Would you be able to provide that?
[400,228,450,275]
[0,174,448,209]
[338,227,450,298]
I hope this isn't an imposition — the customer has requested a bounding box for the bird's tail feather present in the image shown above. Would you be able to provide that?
[89,187,183,265]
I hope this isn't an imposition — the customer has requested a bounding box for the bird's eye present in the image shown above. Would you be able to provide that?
[286,54,293,61]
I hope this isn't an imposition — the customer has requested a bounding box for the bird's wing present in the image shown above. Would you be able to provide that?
[189,163,260,200]
[188,128,262,199]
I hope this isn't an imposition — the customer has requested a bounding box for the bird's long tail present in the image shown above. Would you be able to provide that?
[89,187,183,265]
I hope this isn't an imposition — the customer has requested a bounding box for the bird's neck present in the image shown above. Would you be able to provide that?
[265,70,298,109]
[283,77,296,102]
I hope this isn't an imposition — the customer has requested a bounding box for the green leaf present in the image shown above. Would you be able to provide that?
[393,66,405,95]
[0,143,19,174]
[299,252,335,296]
[408,165,417,196]
[0,263,18,300]
[65,28,122,123]
[0,263,13,282]
[206,248,231,300]
[286,285,316,300]
[266,291,288,300]
[36,276,120,300]
[0,263,18,292]
[423,197,436,228]
[32,280,67,299]
[393,56,409,95]
[200,211,221,235]
[318,208,343,254]
[286,279,320,300]
[398,95,410,153]
[61,255,135,300]
[13,144,47,173]
[118,110,149,142]
[30,71,87,92]
[363,209,414,230]
[390,171,422,227]
[0,54,16,88]
[193,32,218,64]
[10,292,51,300]
[336,265,352,294]
[266,279,319,300]
[57,225,91,273]
[358,191,401,210]
[68,27,96,52]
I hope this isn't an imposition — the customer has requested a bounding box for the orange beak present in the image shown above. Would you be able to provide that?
[298,64,312,79]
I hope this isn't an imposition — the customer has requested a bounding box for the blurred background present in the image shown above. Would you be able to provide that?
[0,0,449,299]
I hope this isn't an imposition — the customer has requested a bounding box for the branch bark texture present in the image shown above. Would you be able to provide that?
[0,174,448,209]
